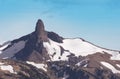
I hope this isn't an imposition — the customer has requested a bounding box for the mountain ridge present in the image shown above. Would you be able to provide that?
[0,19,120,79]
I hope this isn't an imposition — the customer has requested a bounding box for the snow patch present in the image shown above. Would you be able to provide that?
[43,39,70,61]
[60,39,104,56]
[0,62,17,74]
[83,64,88,67]
[101,61,120,73]
[44,38,120,61]
[76,59,89,66]
[60,51,70,60]
[0,42,11,54]
[26,61,47,72]
[61,39,120,60]
[116,64,120,68]
[2,57,9,59]
[0,42,10,51]
[0,62,4,65]
[110,52,120,60]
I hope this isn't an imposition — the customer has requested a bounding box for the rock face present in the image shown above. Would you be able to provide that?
[0,59,50,79]
[0,19,120,79]
[47,32,63,43]
[0,19,50,63]
[35,19,48,42]
[48,61,120,79]
[12,20,50,62]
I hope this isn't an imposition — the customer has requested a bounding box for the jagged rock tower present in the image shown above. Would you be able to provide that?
[0,19,64,63]
[12,19,49,63]
[35,19,48,42]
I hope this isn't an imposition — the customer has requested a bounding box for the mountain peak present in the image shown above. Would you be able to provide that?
[36,19,44,30]
[35,19,45,35]
[1,19,120,79]
[35,19,48,42]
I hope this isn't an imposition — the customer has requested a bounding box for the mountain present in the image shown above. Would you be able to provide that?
[0,19,120,79]
[0,59,49,79]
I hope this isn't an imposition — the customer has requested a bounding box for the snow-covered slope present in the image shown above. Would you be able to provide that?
[0,19,120,79]
[101,61,120,73]
[43,38,120,61]
[0,19,119,62]
[0,37,119,61]
[43,39,71,61]
[0,42,11,54]
[26,61,48,71]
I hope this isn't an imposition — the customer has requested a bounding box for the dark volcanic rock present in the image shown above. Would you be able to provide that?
[35,19,48,42]
[47,61,120,79]
[47,32,63,43]
[11,19,50,63]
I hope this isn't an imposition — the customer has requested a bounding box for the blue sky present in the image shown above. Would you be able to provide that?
[0,0,120,50]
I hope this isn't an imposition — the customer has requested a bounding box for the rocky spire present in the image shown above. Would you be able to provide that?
[35,19,48,42]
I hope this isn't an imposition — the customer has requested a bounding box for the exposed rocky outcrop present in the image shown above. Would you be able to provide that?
[47,61,120,79]
[0,59,50,79]
[47,32,63,43]
[3,19,50,63]
[0,19,120,79]
[35,19,48,42]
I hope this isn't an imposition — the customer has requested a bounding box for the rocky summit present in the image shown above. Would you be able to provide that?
[0,19,120,79]
[35,19,48,42]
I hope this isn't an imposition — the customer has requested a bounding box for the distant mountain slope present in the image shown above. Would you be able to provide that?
[0,19,120,79]
[0,59,50,79]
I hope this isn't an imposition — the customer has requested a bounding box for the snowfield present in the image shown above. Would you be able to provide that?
[101,61,120,73]
[116,64,120,68]
[0,62,17,74]
[44,38,120,61]
[76,58,89,67]
[0,38,120,61]
[0,38,119,77]
[0,42,11,54]
[43,39,70,61]
[26,61,47,72]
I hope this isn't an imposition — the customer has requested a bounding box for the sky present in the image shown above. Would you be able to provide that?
[0,0,120,50]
